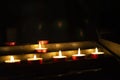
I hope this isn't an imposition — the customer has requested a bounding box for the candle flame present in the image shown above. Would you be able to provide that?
[53,50,67,58]
[95,47,98,53]
[10,56,15,62]
[38,43,42,48]
[58,50,62,56]
[33,54,37,59]
[78,48,81,55]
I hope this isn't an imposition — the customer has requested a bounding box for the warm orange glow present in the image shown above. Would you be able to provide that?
[72,48,85,56]
[35,43,47,49]
[33,54,37,59]
[95,47,98,53]
[27,54,43,61]
[92,47,104,54]
[5,56,20,63]
[78,48,81,55]
[58,21,63,28]
[38,43,42,48]
[6,42,16,46]
[91,47,104,59]
[10,56,14,61]
[39,40,48,44]
[55,44,61,48]
[53,50,67,58]
[35,43,47,52]
[59,50,62,56]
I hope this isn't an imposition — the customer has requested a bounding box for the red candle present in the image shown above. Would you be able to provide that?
[39,40,48,44]
[53,50,67,62]
[91,48,104,59]
[35,43,47,53]
[35,47,47,53]
[72,48,86,61]
[6,42,16,46]
[27,54,43,64]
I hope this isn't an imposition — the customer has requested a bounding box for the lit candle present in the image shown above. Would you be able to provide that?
[53,50,67,62]
[39,40,48,44]
[6,42,16,46]
[27,54,43,64]
[91,47,104,59]
[5,56,21,64]
[72,48,86,60]
[35,43,47,53]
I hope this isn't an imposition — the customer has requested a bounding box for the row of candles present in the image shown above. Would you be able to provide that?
[4,47,104,64]
[2,40,104,64]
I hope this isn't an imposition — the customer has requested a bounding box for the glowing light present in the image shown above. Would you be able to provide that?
[95,47,98,53]
[27,54,43,64]
[78,48,81,55]
[35,43,47,53]
[72,48,85,60]
[5,56,20,63]
[27,54,43,61]
[59,50,62,56]
[91,47,104,59]
[92,47,104,54]
[33,54,37,59]
[72,48,85,56]
[53,50,67,58]
[38,43,42,48]
[39,40,48,44]
[10,56,14,61]
[6,42,16,46]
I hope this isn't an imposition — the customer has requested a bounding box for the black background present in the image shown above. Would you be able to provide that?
[0,0,119,45]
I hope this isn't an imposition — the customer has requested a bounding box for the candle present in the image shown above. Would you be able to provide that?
[72,48,86,60]
[27,54,43,64]
[35,43,47,53]
[5,56,20,64]
[91,47,104,59]
[53,50,67,62]
[6,42,16,46]
[39,40,48,44]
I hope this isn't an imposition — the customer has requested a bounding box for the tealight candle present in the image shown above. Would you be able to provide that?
[5,56,21,64]
[91,47,104,59]
[5,42,16,46]
[39,40,48,44]
[35,43,47,53]
[27,54,43,64]
[72,48,86,60]
[53,50,67,62]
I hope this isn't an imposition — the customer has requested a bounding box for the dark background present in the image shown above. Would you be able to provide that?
[0,0,119,45]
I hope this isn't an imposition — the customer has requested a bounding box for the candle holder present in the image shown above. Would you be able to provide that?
[72,48,86,61]
[53,50,67,62]
[27,55,43,64]
[91,48,104,59]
